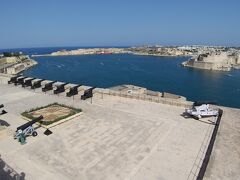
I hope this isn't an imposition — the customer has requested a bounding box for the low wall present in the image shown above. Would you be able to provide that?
[187,61,214,70]
[94,88,193,108]
[183,60,231,71]
[162,92,186,100]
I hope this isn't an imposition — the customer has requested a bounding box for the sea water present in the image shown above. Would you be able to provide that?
[19,52,240,108]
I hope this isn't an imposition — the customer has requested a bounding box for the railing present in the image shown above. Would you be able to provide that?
[196,109,223,180]
[98,90,192,108]
[187,123,213,180]
[187,109,223,180]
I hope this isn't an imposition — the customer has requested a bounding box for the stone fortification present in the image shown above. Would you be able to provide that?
[0,55,37,75]
[182,52,240,71]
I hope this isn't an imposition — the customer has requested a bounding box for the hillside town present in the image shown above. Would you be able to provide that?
[128,46,193,56]
[129,46,240,71]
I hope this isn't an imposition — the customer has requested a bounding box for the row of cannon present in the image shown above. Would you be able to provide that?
[8,75,96,100]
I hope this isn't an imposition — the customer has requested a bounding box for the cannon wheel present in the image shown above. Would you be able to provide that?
[32,131,38,137]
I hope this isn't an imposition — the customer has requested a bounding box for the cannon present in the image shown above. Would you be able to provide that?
[81,87,96,100]
[0,119,10,127]
[14,115,43,144]
[66,85,82,97]
[31,79,45,89]
[42,81,57,92]
[14,76,27,86]
[53,83,68,94]
[0,104,7,115]
[8,75,21,84]
[22,78,36,87]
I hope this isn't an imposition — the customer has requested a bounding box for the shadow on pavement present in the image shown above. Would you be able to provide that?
[0,155,25,180]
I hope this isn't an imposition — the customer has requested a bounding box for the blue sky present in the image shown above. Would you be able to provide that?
[0,0,239,48]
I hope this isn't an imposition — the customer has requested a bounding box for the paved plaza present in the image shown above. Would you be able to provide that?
[0,84,239,180]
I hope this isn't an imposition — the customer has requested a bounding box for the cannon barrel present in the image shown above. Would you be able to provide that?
[44,81,56,87]
[8,75,21,84]
[53,83,68,94]
[55,83,68,90]
[16,115,43,131]
[22,78,36,87]
[32,79,45,85]
[31,79,45,89]
[15,77,27,86]
[69,85,82,91]
[84,87,96,94]
[42,81,57,92]
[81,87,96,100]
[66,85,81,97]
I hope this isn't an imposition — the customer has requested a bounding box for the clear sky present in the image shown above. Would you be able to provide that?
[0,0,239,49]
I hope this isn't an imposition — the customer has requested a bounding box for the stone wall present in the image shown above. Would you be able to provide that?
[0,73,12,84]
[183,58,231,71]
[94,88,192,108]
[0,57,18,64]
[182,52,239,71]
[6,64,25,74]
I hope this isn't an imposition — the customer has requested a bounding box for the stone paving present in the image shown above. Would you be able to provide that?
[0,84,219,180]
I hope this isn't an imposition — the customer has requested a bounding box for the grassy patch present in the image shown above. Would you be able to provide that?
[21,102,82,126]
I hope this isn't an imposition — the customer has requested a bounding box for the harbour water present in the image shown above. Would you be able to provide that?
[13,49,240,108]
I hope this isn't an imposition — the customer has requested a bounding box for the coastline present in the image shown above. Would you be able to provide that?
[32,52,189,58]
[130,52,190,57]
[31,47,191,57]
